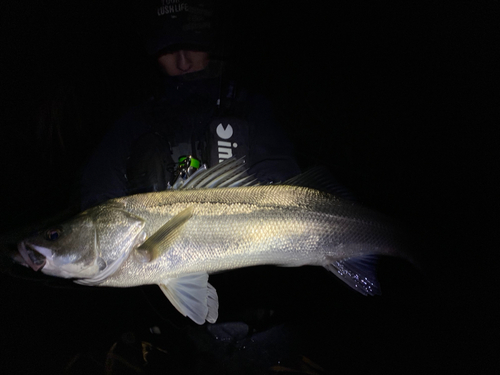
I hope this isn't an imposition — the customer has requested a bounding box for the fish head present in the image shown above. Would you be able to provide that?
[17,204,145,282]
[18,211,101,278]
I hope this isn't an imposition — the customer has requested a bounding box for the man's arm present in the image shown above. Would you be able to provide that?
[79,107,149,210]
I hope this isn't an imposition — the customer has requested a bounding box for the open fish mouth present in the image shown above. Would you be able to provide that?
[17,242,46,271]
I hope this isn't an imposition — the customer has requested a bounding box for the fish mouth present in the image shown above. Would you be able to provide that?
[17,242,47,271]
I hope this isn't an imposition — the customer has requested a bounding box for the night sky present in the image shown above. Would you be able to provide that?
[1,1,498,374]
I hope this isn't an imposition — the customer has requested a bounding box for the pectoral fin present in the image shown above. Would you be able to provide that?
[159,272,219,325]
[136,206,194,263]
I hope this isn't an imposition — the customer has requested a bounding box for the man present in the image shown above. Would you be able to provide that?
[80,0,300,210]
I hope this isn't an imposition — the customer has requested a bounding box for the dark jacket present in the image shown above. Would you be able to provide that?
[80,68,300,210]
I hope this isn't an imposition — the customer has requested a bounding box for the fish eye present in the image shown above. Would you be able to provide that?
[45,228,62,241]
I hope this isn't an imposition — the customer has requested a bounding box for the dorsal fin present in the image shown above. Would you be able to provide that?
[173,157,259,190]
[283,167,356,201]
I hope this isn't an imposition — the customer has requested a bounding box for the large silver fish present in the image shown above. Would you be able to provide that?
[16,158,410,324]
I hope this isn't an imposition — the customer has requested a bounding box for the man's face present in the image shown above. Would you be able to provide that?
[157,49,210,76]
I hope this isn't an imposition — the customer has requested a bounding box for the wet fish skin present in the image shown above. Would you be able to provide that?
[16,159,408,324]
[98,185,399,286]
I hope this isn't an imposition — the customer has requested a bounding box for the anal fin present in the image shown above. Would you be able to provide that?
[325,255,381,296]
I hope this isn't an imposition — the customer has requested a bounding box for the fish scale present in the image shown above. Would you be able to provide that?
[16,159,411,324]
[97,185,398,287]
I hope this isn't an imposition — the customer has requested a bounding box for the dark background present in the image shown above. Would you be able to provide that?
[1,1,498,374]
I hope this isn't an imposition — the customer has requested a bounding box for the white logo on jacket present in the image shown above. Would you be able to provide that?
[216,123,238,163]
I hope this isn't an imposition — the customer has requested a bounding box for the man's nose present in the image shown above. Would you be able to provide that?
[176,50,192,72]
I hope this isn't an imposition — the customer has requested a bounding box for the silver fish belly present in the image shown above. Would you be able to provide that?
[16,158,407,325]
[101,184,398,287]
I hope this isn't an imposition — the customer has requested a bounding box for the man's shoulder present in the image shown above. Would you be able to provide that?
[106,99,156,138]
[116,97,156,124]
